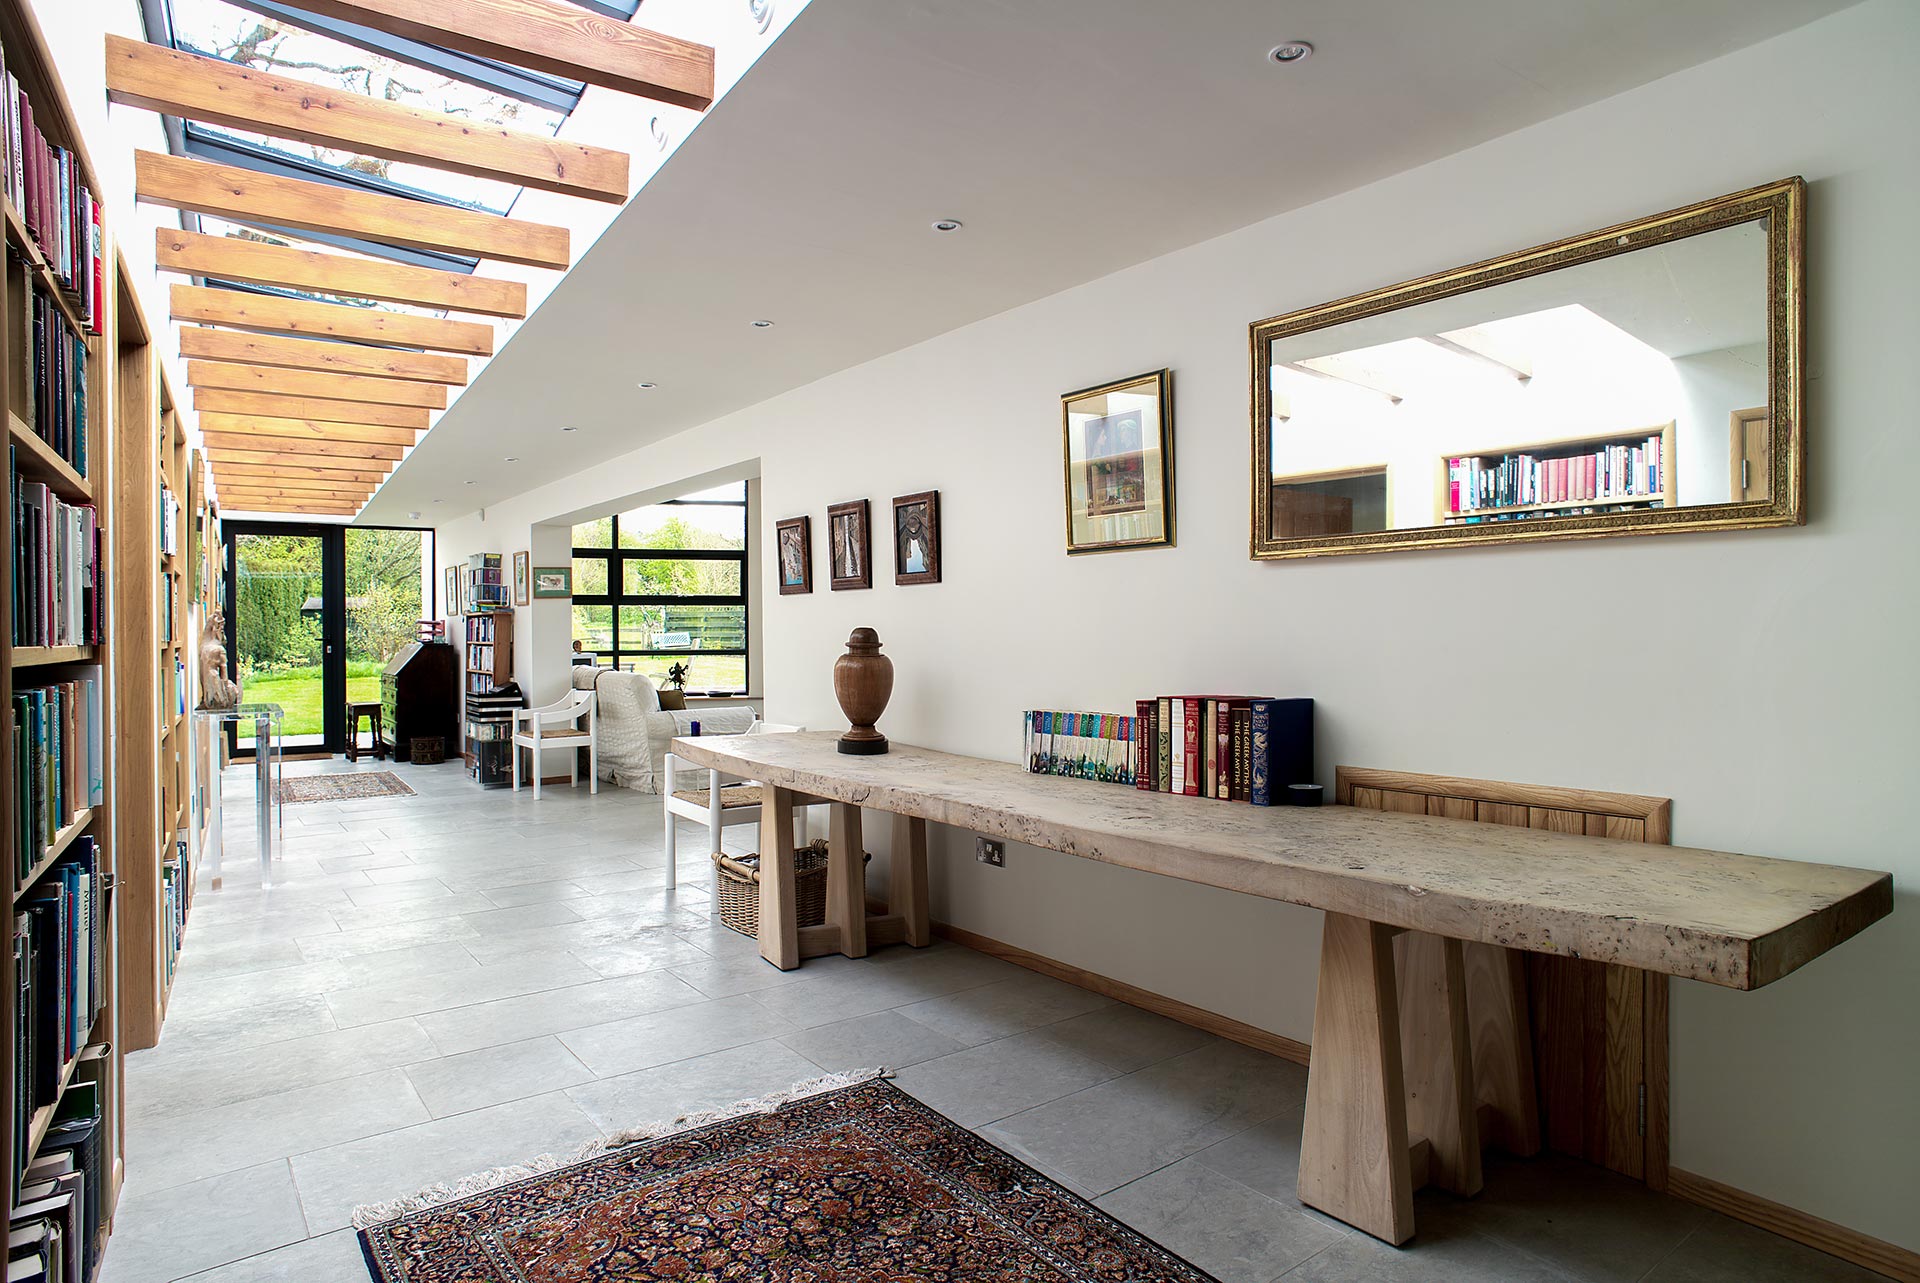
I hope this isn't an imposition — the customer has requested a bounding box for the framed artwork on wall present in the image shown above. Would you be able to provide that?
[531,565,573,599]
[513,551,530,606]
[445,566,459,615]
[1061,368,1175,554]
[776,516,813,594]
[892,490,941,585]
[827,499,871,590]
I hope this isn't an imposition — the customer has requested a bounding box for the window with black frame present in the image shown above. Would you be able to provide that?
[571,483,749,694]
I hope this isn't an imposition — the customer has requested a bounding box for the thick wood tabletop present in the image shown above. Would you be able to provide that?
[671,732,1892,990]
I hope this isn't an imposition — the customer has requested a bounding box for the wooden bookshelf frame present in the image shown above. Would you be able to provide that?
[1,0,124,1251]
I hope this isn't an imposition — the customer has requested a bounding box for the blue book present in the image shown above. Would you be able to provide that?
[1249,698,1314,806]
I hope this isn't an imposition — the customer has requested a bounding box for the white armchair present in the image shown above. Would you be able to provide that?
[511,688,599,798]
[662,721,806,886]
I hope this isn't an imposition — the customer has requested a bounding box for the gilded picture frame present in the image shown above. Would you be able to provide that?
[1249,177,1805,560]
[1062,369,1175,554]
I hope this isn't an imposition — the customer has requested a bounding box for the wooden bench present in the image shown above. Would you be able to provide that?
[668,732,1892,1246]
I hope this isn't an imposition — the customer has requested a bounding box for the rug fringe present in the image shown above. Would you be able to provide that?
[350,1067,893,1230]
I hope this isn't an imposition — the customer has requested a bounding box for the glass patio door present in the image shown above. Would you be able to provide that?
[226,524,342,754]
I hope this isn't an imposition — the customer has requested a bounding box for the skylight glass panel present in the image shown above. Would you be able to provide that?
[166,0,571,213]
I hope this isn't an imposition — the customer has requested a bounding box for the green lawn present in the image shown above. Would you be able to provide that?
[237,662,383,740]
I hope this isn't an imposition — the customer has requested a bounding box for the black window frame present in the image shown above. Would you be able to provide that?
[571,487,750,694]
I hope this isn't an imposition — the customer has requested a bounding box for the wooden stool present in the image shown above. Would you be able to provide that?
[345,701,385,762]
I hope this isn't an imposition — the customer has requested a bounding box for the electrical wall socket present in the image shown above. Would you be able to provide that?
[975,837,1005,867]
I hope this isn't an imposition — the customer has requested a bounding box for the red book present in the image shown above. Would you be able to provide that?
[1135,700,1154,791]
[1182,700,1201,796]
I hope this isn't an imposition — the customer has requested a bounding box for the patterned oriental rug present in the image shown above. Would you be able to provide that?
[357,1074,1218,1283]
[274,771,415,805]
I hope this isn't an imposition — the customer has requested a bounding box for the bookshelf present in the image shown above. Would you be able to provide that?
[462,610,516,787]
[1,0,123,1262]
[111,277,189,1056]
[1440,422,1676,524]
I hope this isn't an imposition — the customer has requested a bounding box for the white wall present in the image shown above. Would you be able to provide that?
[438,0,1920,1250]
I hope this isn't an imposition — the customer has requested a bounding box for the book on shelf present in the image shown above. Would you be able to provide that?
[11,838,103,1190]
[20,287,89,476]
[9,669,103,879]
[31,1080,103,1282]
[158,486,180,556]
[0,53,103,332]
[1446,433,1664,519]
[1030,696,1314,805]
[9,450,102,648]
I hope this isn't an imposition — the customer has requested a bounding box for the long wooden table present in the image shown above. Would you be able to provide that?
[669,732,1892,1243]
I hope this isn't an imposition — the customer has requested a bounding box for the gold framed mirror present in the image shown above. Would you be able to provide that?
[1250,178,1803,559]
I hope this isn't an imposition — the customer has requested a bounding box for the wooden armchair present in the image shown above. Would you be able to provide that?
[511,688,598,798]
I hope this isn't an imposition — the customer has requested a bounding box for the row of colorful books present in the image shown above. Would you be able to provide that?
[1447,435,1664,513]
[161,839,188,990]
[1024,697,1314,805]
[10,454,103,648]
[23,287,89,476]
[2,48,104,333]
[9,671,103,881]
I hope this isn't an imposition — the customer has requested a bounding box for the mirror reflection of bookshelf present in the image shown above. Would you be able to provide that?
[1271,465,1389,538]
[1440,422,1674,525]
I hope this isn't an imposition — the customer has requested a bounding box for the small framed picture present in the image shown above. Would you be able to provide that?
[444,566,460,615]
[1062,368,1175,553]
[531,565,573,599]
[775,515,813,595]
[827,499,871,590]
[892,490,941,585]
[512,550,531,606]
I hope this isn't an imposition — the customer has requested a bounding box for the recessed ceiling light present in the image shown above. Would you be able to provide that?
[433,499,444,504]
[931,219,963,233]
[1268,41,1313,65]
[465,480,477,486]
[751,319,774,328]
[503,456,517,462]
[561,425,578,432]
[636,381,657,389]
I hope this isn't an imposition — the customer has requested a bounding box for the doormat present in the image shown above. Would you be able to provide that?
[356,1071,1219,1283]
[274,771,415,805]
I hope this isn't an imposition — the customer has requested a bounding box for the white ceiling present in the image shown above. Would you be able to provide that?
[359,0,1852,525]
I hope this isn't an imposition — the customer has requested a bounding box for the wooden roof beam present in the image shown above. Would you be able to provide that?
[180,328,468,385]
[285,0,715,110]
[136,151,570,270]
[211,463,389,487]
[159,230,526,321]
[108,36,629,203]
[202,432,403,462]
[1421,327,1533,382]
[204,437,404,464]
[213,478,377,500]
[198,412,419,448]
[171,285,494,357]
[205,448,392,476]
[186,361,448,410]
[192,388,430,429]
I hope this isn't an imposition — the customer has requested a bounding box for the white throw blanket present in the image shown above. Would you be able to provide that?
[572,668,756,792]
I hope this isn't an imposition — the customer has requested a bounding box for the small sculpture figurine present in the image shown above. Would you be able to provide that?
[197,610,243,711]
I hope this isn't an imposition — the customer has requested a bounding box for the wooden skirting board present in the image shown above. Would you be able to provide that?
[928,917,1915,1280]
[1666,1169,1918,1281]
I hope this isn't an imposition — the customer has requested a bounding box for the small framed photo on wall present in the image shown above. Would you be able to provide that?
[1062,368,1175,553]
[513,550,531,606]
[531,566,573,599]
[827,499,871,590]
[445,566,460,615]
[776,516,813,594]
[892,490,941,585]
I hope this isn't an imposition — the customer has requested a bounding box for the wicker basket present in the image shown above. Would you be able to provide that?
[711,840,869,939]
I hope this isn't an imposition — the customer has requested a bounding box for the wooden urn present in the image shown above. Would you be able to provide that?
[834,627,893,755]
